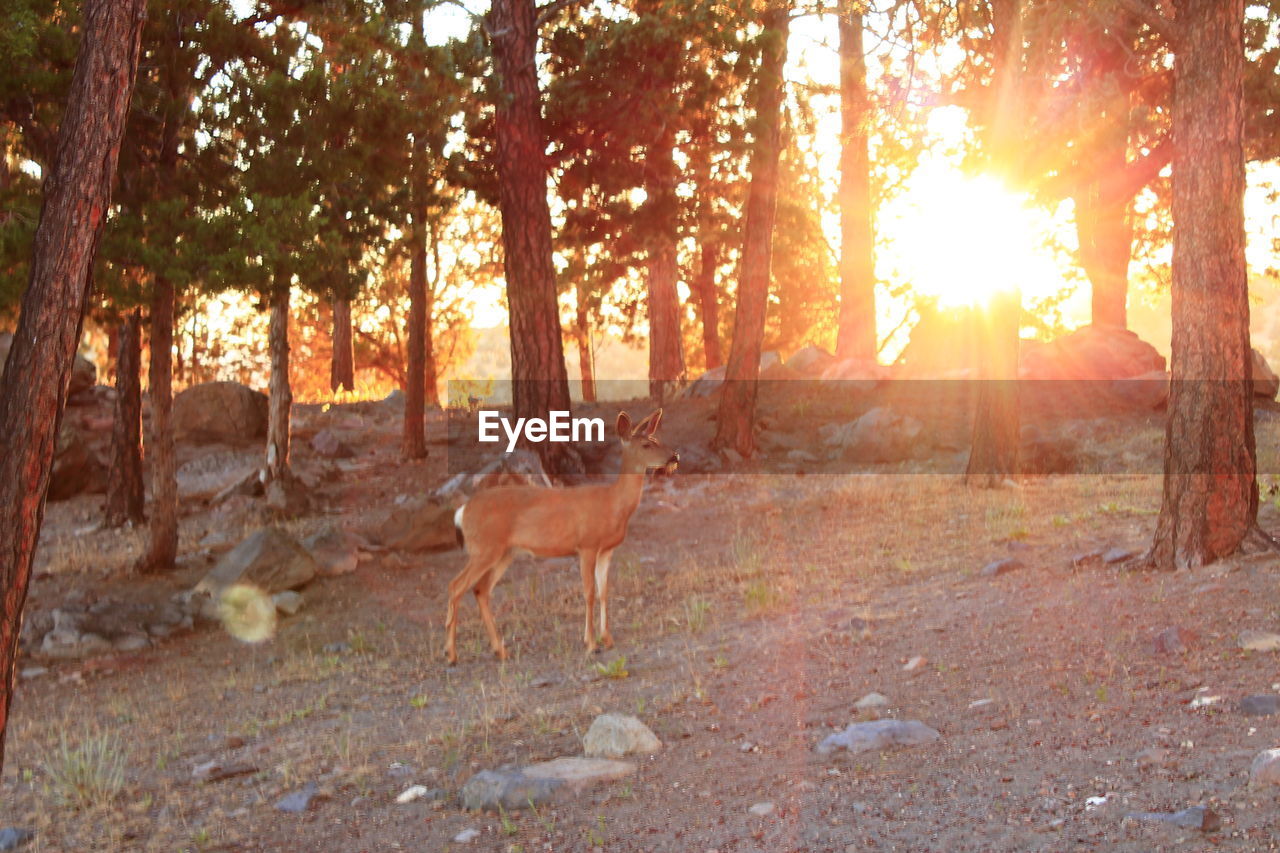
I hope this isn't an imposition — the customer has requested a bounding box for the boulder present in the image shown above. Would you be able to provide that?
[301,525,363,575]
[194,527,318,595]
[582,714,662,759]
[785,345,836,377]
[1020,325,1165,381]
[1111,370,1169,410]
[310,429,355,459]
[1253,348,1279,399]
[173,381,268,445]
[683,366,726,398]
[433,448,550,503]
[820,358,889,384]
[820,407,926,463]
[368,501,459,552]
[48,424,107,500]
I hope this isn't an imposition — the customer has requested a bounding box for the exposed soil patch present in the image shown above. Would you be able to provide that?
[5,391,1280,851]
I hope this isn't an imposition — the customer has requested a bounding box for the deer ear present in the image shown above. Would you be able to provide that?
[616,412,633,438]
[646,409,663,435]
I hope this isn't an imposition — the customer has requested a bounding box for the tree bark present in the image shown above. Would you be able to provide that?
[489,0,577,474]
[425,220,442,408]
[137,277,178,573]
[104,309,145,527]
[0,0,146,772]
[646,132,685,400]
[330,295,355,393]
[1147,0,1255,569]
[401,198,427,455]
[713,3,790,457]
[835,4,877,362]
[575,281,596,402]
[965,0,1023,487]
[693,238,723,371]
[265,279,292,482]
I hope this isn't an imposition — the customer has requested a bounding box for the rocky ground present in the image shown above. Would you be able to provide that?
[5,372,1280,851]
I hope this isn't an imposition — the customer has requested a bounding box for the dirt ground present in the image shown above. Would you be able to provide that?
[5,387,1280,852]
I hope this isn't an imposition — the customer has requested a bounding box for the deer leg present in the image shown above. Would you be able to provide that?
[444,548,500,665]
[595,549,615,649]
[474,551,515,661]
[579,549,599,653]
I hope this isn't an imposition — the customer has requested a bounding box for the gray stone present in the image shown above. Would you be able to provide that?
[1251,748,1280,786]
[1240,695,1279,716]
[310,429,356,459]
[748,801,776,817]
[275,782,318,813]
[0,827,33,851]
[301,526,362,576]
[459,768,563,811]
[981,557,1023,577]
[1102,548,1134,564]
[453,828,481,843]
[582,714,661,759]
[1239,630,1280,652]
[521,757,636,793]
[112,634,150,652]
[195,527,318,596]
[785,346,835,377]
[432,449,550,503]
[1123,806,1219,832]
[820,407,927,464]
[193,759,258,783]
[815,720,941,757]
[1153,626,1193,655]
[1253,348,1279,399]
[272,591,304,616]
[854,692,890,711]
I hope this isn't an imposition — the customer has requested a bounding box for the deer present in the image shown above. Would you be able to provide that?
[444,409,678,665]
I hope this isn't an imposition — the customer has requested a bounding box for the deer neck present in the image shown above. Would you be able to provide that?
[606,459,649,518]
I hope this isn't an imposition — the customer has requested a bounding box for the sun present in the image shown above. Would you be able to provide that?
[881,166,1064,309]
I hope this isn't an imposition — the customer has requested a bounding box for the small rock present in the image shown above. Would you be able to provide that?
[112,634,150,652]
[740,742,754,753]
[1240,695,1280,716]
[1071,549,1106,568]
[453,828,481,843]
[854,692,889,710]
[980,557,1023,577]
[1102,548,1134,564]
[815,720,941,757]
[0,828,34,851]
[275,782,318,813]
[582,714,662,759]
[19,667,47,680]
[748,801,776,817]
[1239,630,1280,652]
[1153,626,1193,655]
[967,698,996,712]
[1123,805,1220,832]
[459,769,562,812]
[1250,748,1280,786]
[272,591,303,616]
[395,784,430,804]
[192,759,258,783]
[1135,747,1170,768]
[310,429,356,459]
[903,656,927,672]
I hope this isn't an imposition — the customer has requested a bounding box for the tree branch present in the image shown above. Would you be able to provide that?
[1118,0,1181,48]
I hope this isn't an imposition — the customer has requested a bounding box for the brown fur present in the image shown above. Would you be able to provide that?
[444,410,677,664]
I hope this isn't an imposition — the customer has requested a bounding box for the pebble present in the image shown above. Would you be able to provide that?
[275,782,318,813]
[1123,805,1219,831]
[1240,695,1279,716]
[453,827,480,843]
[0,828,33,851]
[18,667,47,680]
[1102,548,1134,564]
[396,785,430,804]
[748,801,776,817]
[816,719,941,756]
[854,692,889,710]
[903,656,927,672]
[981,557,1023,577]
[1250,748,1280,785]
[1153,626,1193,655]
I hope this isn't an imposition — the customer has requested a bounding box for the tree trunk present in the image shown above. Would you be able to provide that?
[137,277,178,573]
[1147,0,1255,569]
[402,204,428,458]
[330,295,355,393]
[265,280,292,482]
[489,0,577,474]
[0,0,146,772]
[425,221,442,408]
[713,3,790,457]
[834,4,876,362]
[965,0,1023,487]
[964,290,1021,485]
[692,239,722,371]
[646,132,685,400]
[104,309,145,527]
[575,281,596,402]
